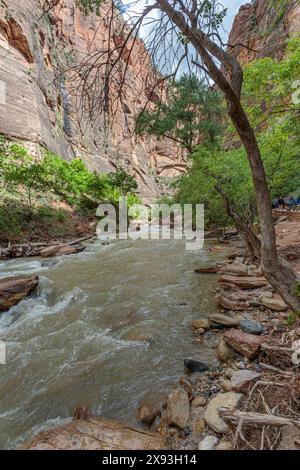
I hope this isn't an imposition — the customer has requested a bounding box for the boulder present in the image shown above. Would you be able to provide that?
[184,359,209,373]
[167,388,190,429]
[219,275,268,290]
[239,319,263,335]
[217,337,236,363]
[223,329,266,359]
[230,370,260,392]
[0,275,39,312]
[20,417,166,450]
[203,392,242,433]
[209,313,238,327]
[192,319,210,330]
[261,296,288,312]
[198,435,218,450]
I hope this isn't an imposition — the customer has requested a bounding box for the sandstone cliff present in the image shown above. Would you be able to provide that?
[228,0,300,64]
[0,0,186,201]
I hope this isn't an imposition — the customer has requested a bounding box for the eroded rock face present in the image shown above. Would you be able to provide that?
[0,1,186,202]
[0,275,39,312]
[228,0,300,65]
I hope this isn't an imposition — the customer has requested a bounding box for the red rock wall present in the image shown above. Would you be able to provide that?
[228,0,300,64]
[0,0,186,201]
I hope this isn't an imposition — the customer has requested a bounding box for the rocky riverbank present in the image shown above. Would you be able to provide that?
[134,218,300,451]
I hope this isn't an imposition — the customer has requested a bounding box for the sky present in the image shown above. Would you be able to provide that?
[222,0,246,38]
[121,0,247,77]
[123,0,246,42]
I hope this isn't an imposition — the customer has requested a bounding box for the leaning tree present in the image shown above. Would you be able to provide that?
[61,0,300,311]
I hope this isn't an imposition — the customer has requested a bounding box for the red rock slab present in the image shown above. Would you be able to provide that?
[219,275,268,290]
[0,276,39,312]
[223,329,266,359]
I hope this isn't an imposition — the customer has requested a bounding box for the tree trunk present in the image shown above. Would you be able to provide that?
[214,183,261,262]
[227,102,300,311]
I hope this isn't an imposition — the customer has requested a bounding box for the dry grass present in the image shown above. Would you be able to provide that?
[225,332,300,450]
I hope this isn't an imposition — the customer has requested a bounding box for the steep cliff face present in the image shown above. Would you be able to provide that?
[0,0,186,201]
[228,0,300,64]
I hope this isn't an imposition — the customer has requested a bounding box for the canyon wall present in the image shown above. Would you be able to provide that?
[0,0,186,201]
[228,0,300,64]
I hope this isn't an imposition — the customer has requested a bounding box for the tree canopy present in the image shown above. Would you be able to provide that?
[136,74,223,152]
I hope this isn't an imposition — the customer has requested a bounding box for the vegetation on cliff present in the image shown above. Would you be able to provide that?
[0,138,139,241]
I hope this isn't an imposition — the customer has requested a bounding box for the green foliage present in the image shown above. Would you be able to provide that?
[0,139,139,223]
[286,311,299,327]
[0,140,47,218]
[175,145,254,228]
[76,0,102,15]
[136,74,223,152]
[107,169,138,196]
[243,38,300,128]
[198,1,227,29]
[242,37,300,198]
[150,39,300,231]
[174,123,300,229]
[269,1,300,29]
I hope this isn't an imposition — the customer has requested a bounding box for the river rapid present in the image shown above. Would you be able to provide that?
[0,237,224,449]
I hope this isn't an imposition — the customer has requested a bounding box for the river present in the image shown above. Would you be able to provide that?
[0,238,224,449]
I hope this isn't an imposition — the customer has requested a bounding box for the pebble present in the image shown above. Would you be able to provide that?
[193,418,206,433]
[237,361,245,369]
[239,319,263,335]
[184,359,210,373]
[198,435,219,450]
[192,319,210,330]
[195,328,206,335]
[221,380,232,392]
[216,440,233,451]
[224,368,235,379]
[191,396,207,407]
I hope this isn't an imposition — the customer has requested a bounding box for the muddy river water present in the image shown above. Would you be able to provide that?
[0,237,224,449]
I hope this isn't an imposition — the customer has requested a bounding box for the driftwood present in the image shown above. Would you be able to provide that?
[261,344,294,353]
[259,363,294,376]
[68,235,94,246]
[220,409,300,427]
[0,235,95,260]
